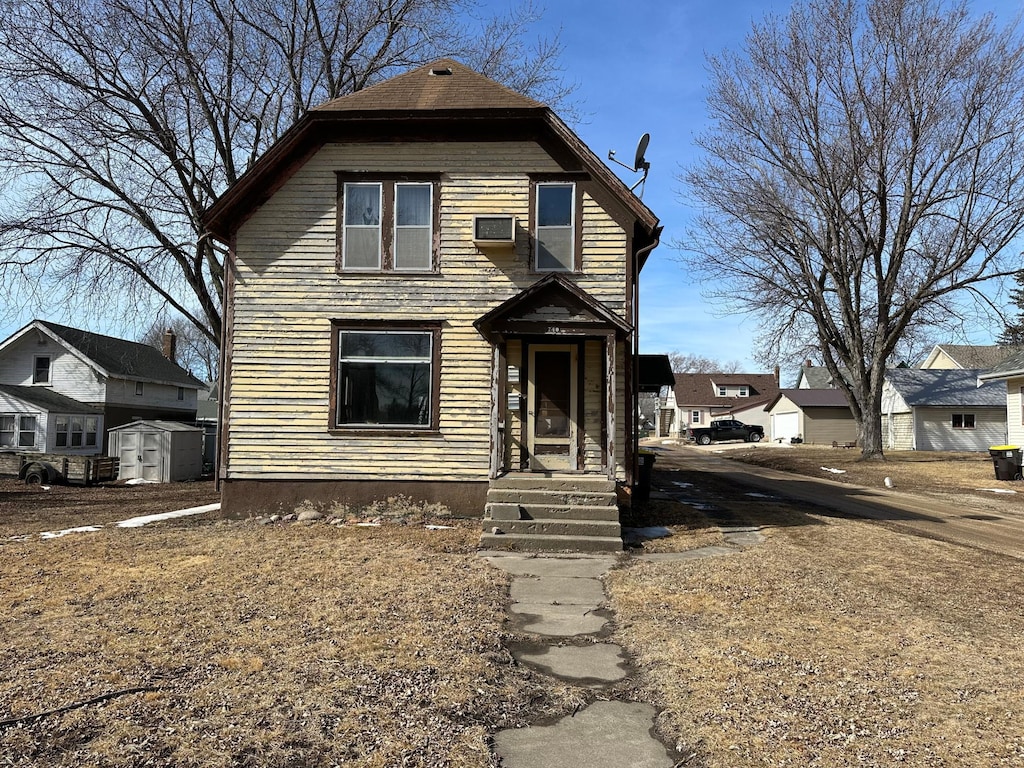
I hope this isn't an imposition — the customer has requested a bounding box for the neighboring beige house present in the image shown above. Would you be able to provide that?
[203,60,661,543]
[764,388,857,445]
[881,369,1006,451]
[919,344,1023,370]
[657,371,780,437]
[978,349,1024,447]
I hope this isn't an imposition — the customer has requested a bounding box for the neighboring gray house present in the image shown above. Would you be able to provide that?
[881,369,1006,451]
[0,320,204,453]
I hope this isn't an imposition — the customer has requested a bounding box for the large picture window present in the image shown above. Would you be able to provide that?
[339,175,438,273]
[535,182,575,271]
[335,326,439,429]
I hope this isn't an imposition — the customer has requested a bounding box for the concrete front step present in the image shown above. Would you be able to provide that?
[490,475,616,493]
[486,488,618,506]
[486,503,621,522]
[484,518,622,537]
[480,532,624,553]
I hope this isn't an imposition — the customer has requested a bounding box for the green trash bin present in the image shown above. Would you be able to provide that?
[989,445,1022,481]
[636,450,656,501]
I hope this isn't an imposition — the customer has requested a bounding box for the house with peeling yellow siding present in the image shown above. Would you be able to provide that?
[203,60,662,551]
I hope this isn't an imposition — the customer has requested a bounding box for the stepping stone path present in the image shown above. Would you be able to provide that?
[481,485,768,766]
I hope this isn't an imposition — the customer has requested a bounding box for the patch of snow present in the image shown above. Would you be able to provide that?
[355,522,381,527]
[424,524,455,530]
[672,481,694,488]
[115,503,220,528]
[124,478,159,485]
[820,467,847,474]
[40,485,51,491]
[976,488,1017,494]
[39,525,103,539]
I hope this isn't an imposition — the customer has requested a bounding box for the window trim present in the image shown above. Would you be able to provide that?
[336,173,441,274]
[2,414,37,449]
[717,385,727,397]
[55,414,99,449]
[329,320,442,435]
[691,410,701,424]
[529,175,584,273]
[33,355,51,385]
[951,413,976,429]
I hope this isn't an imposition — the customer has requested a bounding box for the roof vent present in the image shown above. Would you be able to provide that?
[429,66,453,76]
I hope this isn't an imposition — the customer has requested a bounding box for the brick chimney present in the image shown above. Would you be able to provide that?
[162,328,177,362]
[805,359,813,367]
[774,364,780,383]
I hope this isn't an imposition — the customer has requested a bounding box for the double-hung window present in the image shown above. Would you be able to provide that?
[1,415,36,448]
[339,175,438,272]
[33,356,50,384]
[334,324,439,430]
[535,182,576,271]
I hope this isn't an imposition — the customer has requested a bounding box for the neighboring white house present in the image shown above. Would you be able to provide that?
[0,320,204,454]
[658,371,780,437]
[881,368,1006,451]
[978,349,1024,447]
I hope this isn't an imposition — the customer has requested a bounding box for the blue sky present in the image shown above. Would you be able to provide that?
[519,0,1024,377]
[3,0,1023,378]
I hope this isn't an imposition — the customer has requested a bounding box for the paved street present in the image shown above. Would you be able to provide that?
[650,444,1024,560]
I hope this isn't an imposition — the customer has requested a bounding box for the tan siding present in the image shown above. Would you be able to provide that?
[803,408,858,445]
[227,141,630,481]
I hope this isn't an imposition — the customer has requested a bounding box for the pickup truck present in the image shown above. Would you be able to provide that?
[688,419,764,445]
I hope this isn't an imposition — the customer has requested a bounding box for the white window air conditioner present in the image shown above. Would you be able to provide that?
[473,215,516,246]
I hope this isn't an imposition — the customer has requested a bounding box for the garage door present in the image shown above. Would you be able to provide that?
[772,411,800,442]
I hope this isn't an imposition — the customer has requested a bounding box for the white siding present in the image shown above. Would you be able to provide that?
[1005,380,1024,447]
[0,333,105,402]
[915,407,1007,451]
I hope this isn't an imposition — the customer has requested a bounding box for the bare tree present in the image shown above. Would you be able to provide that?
[682,0,1024,458]
[141,319,219,383]
[668,351,743,374]
[0,0,573,345]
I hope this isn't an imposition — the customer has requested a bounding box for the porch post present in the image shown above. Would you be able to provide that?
[605,331,616,480]
[489,340,506,479]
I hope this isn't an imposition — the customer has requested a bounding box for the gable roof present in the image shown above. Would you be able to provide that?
[1,320,204,388]
[0,384,103,414]
[671,372,780,410]
[921,344,1024,370]
[884,368,1005,407]
[794,364,848,388]
[980,348,1024,381]
[202,59,660,257]
[766,388,852,411]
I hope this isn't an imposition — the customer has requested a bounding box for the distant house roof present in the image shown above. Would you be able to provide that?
[3,320,205,388]
[0,384,103,414]
[108,419,202,433]
[203,59,660,263]
[921,344,1024,370]
[980,348,1024,381]
[885,368,1005,407]
[766,388,851,411]
[794,365,849,388]
[671,372,780,411]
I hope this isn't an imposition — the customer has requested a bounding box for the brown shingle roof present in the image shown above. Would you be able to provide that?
[671,372,780,409]
[314,59,545,113]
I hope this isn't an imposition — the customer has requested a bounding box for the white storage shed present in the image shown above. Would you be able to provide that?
[108,420,203,482]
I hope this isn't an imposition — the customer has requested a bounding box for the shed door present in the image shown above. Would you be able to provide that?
[118,431,140,480]
[527,345,578,471]
[141,431,162,481]
[118,430,163,481]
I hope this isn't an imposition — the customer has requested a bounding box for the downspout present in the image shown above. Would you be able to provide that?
[631,227,662,486]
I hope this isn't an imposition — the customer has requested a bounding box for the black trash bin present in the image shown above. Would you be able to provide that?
[635,450,656,501]
[989,446,1022,481]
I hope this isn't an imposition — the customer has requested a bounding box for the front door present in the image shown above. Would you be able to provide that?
[527,344,578,470]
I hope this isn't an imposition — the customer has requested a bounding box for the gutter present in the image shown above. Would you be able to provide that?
[631,227,663,485]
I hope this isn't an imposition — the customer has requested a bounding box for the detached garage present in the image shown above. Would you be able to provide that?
[765,389,857,445]
[108,420,203,482]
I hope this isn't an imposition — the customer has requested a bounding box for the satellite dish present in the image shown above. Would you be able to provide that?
[607,132,652,197]
[633,133,650,173]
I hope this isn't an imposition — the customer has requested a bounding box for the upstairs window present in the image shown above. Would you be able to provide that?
[339,175,438,273]
[135,381,144,396]
[717,385,727,396]
[738,386,749,397]
[333,325,440,430]
[33,356,51,384]
[535,182,576,271]
[177,387,185,401]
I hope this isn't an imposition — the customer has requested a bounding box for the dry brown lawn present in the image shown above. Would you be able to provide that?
[0,512,570,767]
[609,455,1024,767]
